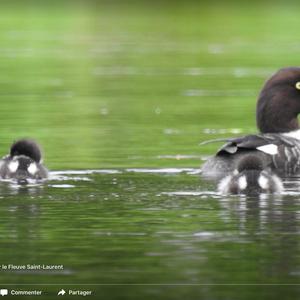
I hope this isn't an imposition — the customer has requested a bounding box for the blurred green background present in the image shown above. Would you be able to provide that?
[0,0,299,170]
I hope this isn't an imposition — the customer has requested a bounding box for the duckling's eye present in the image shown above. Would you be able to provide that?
[295,82,300,90]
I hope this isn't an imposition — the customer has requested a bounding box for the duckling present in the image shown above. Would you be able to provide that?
[0,139,48,182]
[218,155,283,195]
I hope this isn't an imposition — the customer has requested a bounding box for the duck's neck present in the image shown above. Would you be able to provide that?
[257,114,299,133]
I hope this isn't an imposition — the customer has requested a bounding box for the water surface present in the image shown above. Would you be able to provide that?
[0,169,300,299]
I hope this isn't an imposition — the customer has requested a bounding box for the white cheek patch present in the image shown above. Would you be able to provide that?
[217,175,233,194]
[238,175,247,190]
[28,163,37,175]
[257,144,278,155]
[271,174,284,193]
[8,160,19,173]
[258,175,269,190]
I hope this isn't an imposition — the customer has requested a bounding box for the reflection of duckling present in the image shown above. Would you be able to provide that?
[0,139,48,182]
[218,155,283,195]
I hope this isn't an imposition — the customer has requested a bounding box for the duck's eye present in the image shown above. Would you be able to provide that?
[296,82,300,90]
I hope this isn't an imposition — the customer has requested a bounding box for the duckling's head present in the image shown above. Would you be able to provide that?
[1,139,48,182]
[10,139,42,163]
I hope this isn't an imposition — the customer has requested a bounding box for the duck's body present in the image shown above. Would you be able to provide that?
[202,67,300,180]
[0,139,48,182]
[202,131,300,179]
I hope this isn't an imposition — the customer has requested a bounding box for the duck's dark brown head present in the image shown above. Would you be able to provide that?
[257,67,300,133]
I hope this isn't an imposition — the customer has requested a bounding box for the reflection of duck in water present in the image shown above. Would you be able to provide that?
[0,139,48,182]
[218,155,283,195]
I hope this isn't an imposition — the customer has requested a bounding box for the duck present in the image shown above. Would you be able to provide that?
[218,155,283,195]
[0,139,48,182]
[201,67,300,180]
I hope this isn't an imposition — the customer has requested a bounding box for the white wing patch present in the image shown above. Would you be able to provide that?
[28,163,37,175]
[8,160,19,173]
[257,144,278,155]
[283,129,300,140]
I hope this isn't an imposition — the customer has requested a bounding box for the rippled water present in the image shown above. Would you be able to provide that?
[0,169,299,299]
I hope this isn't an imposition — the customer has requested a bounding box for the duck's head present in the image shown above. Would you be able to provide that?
[10,139,42,163]
[257,67,300,133]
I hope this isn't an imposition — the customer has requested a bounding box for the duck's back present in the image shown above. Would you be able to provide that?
[201,133,300,179]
